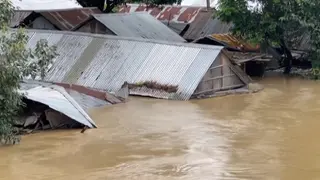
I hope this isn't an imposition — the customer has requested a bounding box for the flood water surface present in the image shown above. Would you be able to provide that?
[1,75,320,180]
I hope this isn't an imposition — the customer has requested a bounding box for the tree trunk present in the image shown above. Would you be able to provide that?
[280,39,292,74]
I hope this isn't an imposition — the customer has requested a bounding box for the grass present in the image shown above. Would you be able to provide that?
[128,81,178,93]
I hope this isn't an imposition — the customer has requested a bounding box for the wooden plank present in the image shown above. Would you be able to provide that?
[228,62,252,84]
[202,74,236,82]
[209,65,223,70]
[193,84,244,95]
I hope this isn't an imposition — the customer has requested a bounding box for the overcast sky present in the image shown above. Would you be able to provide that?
[11,0,256,10]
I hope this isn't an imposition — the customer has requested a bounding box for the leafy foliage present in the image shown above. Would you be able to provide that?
[216,0,314,74]
[0,0,57,144]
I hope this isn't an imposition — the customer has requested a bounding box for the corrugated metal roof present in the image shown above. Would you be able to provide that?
[162,22,189,35]
[118,4,232,40]
[19,84,97,128]
[13,8,101,30]
[20,80,111,112]
[119,4,202,23]
[23,29,223,100]
[40,8,101,30]
[10,10,32,27]
[91,12,186,42]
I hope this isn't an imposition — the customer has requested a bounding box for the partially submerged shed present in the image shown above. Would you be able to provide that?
[23,29,252,100]
[18,80,125,132]
[74,12,186,42]
[18,81,99,130]
[194,34,273,77]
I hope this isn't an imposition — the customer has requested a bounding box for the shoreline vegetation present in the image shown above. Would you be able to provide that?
[267,67,318,80]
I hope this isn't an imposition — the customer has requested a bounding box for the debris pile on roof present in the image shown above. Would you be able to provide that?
[194,33,260,51]
[128,81,178,93]
[210,34,259,51]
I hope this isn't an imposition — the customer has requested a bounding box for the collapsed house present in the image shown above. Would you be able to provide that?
[16,80,125,133]
[21,29,253,100]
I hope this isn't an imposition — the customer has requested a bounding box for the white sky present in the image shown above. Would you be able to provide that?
[181,0,217,7]
[11,0,256,11]
[11,0,81,10]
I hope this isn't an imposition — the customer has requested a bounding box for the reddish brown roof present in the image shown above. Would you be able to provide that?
[119,4,204,24]
[13,8,101,30]
[118,4,232,40]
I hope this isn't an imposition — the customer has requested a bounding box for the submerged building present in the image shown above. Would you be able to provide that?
[23,29,251,100]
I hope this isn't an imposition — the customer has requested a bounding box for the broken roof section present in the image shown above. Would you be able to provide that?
[19,81,97,128]
[194,33,260,52]
[118,4,233,41]
[12,8,101,30]
[90,12,186,42]
[23,29,223,100]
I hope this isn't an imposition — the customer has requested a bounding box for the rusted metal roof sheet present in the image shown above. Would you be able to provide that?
[119,4,202,23]
[13,8,101,30]
[118,4,232,40]
[39,8,101,30]
[23,29,223,100]
[209,34,259,51]
[91,12,186,42]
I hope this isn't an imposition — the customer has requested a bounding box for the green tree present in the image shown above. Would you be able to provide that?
[216,0,305,74]
[0,0,57,144]
[297,0,320,78]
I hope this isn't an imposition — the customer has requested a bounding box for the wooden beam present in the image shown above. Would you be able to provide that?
[193,84,244,95]
[202,74,236,82]
[209,65,223,70]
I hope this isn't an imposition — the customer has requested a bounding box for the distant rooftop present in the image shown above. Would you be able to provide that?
[91,12,186,42]
[12,7,101,30]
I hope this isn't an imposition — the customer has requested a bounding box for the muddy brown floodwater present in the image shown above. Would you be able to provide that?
[1,73,320,180]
